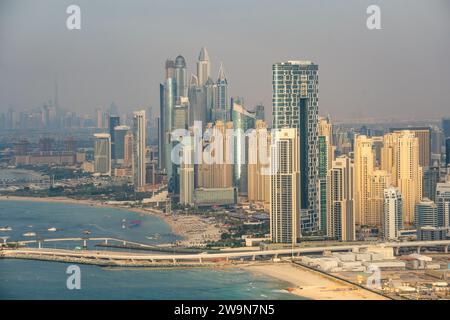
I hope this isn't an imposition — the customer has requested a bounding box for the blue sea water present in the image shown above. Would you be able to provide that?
[0,200,300,300]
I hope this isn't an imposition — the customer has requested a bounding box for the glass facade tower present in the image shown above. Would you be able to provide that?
[272,61,319,233]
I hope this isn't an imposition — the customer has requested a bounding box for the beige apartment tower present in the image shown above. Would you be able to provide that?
[328,155,355,241]
[353,135,375,226]
[247,120,271,210]
[318,116,334,234]
[270,128,300,244]
[368,170,392,227]
[391,127,431,168]
[381,131,423,225]
[197,121,234,189]
[180,144,194,206]
[123,131,133,167]
[396,132,423,225]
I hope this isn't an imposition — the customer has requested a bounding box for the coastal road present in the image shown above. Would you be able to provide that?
[4,240,450,263]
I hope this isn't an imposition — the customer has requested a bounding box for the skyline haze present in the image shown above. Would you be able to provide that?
[1,0,450,122]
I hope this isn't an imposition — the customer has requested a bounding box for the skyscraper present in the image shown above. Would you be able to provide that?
[123,131,133,167]
[270,128,300,244]
[158,83,166,171]
[368,170,391,227]
[446,138,450,167]
[96,108,104,129]
[173,97,189,130]
[381,133,397,176]
[159,55,186,175]
[163,77,176,180]
[165,59,175,79]
[423,166,440,202]
[248,120,271,210]
[93,133,111,176]
[436,182,450,227]
[133,110,146,191]
[391,127,431,168]
[174,55,187,99]
[179,144,194,206]
[205,77,217,123]
[197,121,234,189]
[395,132,423,226]
[318,116,333,233]
[382,131,423,226]
[383,187,403,240]
[211,63,229,122]
[113,125,130,164]
[415,199,438,228]
[232,100,255,195]
[354,135,375,226]
[188,75,207,128]
[431,126,444,155]
[272,61,319,233]
[328,155,355,241]
[197,47,210,87]
[255,104,265,121]
[442,118,450,138]
[109,115,120,160]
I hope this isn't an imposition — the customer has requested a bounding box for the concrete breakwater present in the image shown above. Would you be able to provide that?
[0,250,240,268]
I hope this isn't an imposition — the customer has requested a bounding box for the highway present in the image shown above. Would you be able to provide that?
[3,239,450,264]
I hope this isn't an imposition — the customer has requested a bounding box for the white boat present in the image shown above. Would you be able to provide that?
[23,232,36,237]
[48,227,57,232]
[0,226,12,232]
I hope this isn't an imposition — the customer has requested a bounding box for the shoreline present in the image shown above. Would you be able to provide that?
[1,195,387,300]
[244,262,388,300]
[0,195,222,247]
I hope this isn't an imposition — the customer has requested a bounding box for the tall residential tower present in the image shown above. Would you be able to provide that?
[272,61,319,233]
[270,128,300,244]
[133,110,146,190]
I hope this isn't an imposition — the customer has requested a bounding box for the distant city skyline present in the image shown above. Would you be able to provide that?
[1,0,450,121]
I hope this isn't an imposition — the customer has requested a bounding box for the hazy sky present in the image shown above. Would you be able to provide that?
[1,0,449,122]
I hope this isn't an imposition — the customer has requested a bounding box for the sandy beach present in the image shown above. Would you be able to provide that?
[0,195,222,246]
[246,263,388,300]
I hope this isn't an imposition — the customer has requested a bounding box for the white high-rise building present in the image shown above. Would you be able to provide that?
[179,144,194,206]
[133,110,146,190]
[383,187,403,240]
[197,47,210,87]
[270,128,300,244]
[328,155,355,241]
[93,133,111,176]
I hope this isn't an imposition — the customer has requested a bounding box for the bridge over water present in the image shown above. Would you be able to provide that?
[3,238,450,265]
